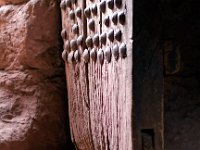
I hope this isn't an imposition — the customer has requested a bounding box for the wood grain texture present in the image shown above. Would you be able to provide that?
[62,1,94,149]
[62,0,134,149]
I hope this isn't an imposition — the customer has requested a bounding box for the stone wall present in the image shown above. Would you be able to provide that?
[0,0,73,149]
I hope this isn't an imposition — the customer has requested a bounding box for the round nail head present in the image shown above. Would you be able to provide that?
[93,34,99,46]
[112,12,118,24]
[66,0,71,8]
[104,15,110,27]
[100,33,107,45]
[91,4,97,15]
[61,29,67,40]
[105,47,112,62]
[62,50,68,61]
[60,0,66,10]
[84,7,91,18]
[71,0,77,4]
[107,0,114,10]
[72,24,79,34]
[68,51,74,63]
[70,39,77,50]
[90,48,97,61]
[64,41,70,51]
[118,11,126,25]
[75,8,82,18]
[115,0,122,8]
[77,35,84,46]
[69,10,75,20]
[83,49,90,63]
[113,44,119,60]
[74,50,80,62]
[108,29,114,42]
[114,29,122,41]
[99,0,106,13]
[98,49,104,65]
[86,36,93,48]
[88,19,95,31]
[119,43,127,58]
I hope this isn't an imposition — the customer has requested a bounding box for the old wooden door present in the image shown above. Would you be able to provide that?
[61,0,133,149]
[60,0,133,149]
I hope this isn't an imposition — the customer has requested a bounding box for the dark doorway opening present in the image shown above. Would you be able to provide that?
[163,1,200,150]
[134,0,200,150]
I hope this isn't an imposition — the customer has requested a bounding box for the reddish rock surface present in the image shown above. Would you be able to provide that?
[0,0,28,5]
[0,0,71,149]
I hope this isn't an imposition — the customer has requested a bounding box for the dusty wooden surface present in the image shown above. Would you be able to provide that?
[61,0,133,149]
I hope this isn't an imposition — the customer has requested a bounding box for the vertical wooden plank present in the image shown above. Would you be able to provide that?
[61,0,93,149]
[86,0,105,149]
[61,0,134,149]
[100,0,133,149]
[87,0,134,149]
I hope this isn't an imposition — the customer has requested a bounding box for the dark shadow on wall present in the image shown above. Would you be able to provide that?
[134,0,200,150]
[162,0,200,150]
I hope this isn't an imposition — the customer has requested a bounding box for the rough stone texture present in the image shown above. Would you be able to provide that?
[0,0,72,149]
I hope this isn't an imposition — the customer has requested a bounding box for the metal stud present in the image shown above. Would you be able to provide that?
[118,11,126,25]
[104,15,110,27]
[93,34,99,46]
[113,44,119,60]
[111,12,118,24]
[107,0,114,10]
[91,4,97,15]
[75,8,82,18]
[98,49,104,65]
[70,39,77,50]
[83,49,90,63]
[66,0,72,8]
[100,33,107,45]
[62,50,68,61]
[64,41,70,51]
[105,47,112,62]
[77,35,84,46]
[61,29,67,39]
[74,50,80,62]
[115,0,122,8]
[71,0,77,4]
[114,29,122,41]
[60,0,66,10]
[68,51,74,63]
[69,10,75,20]
[99,0,106,13]
[86,36,93,48]
[84,7,91,18]
[90,48,97,61]
[108,29,114,42]
[72,24,79,34]
[88,19,95,31]
[119,43,127,58]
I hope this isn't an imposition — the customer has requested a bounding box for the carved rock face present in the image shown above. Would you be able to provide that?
[0,0,71,149]
[0,0,28,5]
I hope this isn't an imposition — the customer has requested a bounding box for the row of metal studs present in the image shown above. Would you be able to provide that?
[62,43,127,64]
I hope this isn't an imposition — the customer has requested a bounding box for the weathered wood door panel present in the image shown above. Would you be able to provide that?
[61,1,93,149]
[61,0,133,149]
